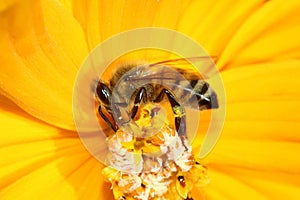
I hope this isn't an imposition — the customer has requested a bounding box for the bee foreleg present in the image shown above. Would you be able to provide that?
[154,89,186,136]
[98,105,118,132]
[131,87,147,119]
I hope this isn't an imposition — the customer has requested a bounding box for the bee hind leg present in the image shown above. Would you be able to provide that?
[154,89,186,136]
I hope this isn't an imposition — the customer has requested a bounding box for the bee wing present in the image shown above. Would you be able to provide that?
[129,56,215,81]
[126,57,219,111]
[149,56,217,67]
[128,66,202,82]
[149,56,217,80]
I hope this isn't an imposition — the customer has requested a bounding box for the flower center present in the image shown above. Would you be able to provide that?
[101,102,210,200]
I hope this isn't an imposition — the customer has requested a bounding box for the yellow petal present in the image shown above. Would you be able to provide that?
[197,166,300,199]
[69,0,271,58]
[0,0,88,130]
[0,0,18,12]
[219,60,300,142]
[0,96,112,199]
[204,169,268,200]
[177,0,266,56]
[1,156,113,199]
[223,61,300,124]
[218,0,300,69]
[213,167,300,199]
[222,60,300,103]
[0,96,73,147]
[208,139,300,174]
[57,0,72,12]
[70,0,191,50]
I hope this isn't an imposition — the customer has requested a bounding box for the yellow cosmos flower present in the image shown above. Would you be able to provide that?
[1,0,300,199]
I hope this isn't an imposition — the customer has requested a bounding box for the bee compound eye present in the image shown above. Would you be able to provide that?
[96,82,111,105]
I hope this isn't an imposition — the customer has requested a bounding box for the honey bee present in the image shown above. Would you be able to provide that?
[97,57,217,199]
[95,56,219,136]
